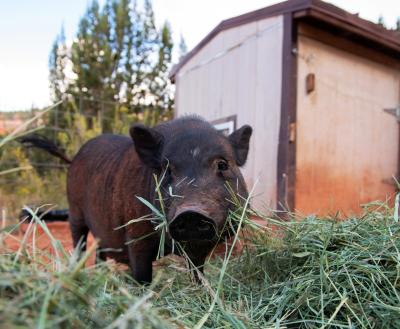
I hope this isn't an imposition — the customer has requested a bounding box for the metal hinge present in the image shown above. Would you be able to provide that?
[384,106,400,121]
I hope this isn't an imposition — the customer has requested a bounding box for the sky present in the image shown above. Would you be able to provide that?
[0,0,399,112]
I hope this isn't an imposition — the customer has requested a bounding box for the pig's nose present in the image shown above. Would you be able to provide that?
[169,210,217,241]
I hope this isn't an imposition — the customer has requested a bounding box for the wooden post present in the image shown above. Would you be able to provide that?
[277,13,297,215]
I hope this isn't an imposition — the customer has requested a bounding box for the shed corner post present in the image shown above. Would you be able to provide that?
[277,13,298,215]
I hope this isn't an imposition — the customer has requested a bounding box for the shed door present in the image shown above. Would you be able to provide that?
[295,36,400,216]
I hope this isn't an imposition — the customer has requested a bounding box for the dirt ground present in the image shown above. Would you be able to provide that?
[2,221,256,268]
[2,222,97,266]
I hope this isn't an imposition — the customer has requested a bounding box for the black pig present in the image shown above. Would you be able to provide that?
[22,116,252,284]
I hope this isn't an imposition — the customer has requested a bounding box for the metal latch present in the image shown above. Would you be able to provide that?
[384,106,400,121]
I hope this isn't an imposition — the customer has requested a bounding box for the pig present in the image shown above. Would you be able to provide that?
[21,116,252,284]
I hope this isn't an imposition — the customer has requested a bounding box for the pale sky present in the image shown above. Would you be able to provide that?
[0,0,398,112]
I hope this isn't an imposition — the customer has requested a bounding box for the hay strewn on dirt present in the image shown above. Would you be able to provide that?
[0,202,399,329]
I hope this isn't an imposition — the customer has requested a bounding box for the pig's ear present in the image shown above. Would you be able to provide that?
[130,124,164,168]
[228,125,252,166]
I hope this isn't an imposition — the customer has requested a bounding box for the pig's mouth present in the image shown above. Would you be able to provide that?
[168,210,218,242]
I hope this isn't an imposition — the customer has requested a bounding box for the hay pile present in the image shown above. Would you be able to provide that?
[0,203,399,328]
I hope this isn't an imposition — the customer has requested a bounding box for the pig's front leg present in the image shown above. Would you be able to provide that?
[188,254,207,284]
[127,240,156,285]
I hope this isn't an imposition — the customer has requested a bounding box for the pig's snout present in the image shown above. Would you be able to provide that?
[169,209,218,241]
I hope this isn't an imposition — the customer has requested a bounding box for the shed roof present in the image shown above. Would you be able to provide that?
[170,0,400,80]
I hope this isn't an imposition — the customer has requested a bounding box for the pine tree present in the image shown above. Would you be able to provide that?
[48,25,73,133]
[49,25,68,103]
[378,15,385,27]
[49,0,174,132]
[179,34,188,60]
[144,21,174,126]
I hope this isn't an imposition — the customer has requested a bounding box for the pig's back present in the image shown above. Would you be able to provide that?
[67,134,153,252]
[67,134,133,210]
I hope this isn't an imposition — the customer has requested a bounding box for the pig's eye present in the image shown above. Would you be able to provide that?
[217,160,229,171]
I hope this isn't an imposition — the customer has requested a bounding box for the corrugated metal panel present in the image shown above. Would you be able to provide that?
[295,36,400,216]
[175,15,284,210]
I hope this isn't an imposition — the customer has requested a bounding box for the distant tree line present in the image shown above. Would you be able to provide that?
[49,0,175,132]
[378,15,400,32]
[0,0,187,210]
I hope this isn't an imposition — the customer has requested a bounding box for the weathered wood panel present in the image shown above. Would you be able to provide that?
[175,15,284,210]
[296,36,400,216]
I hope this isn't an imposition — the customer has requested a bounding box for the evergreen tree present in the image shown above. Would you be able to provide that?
[49,0,174,132]
[378,15,385,27]
[178,34,188,60]
[49,25,68,103]
[48,25,72,132]
[144,21,174,125]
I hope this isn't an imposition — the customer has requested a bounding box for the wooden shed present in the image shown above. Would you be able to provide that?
[170,0,400,215]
